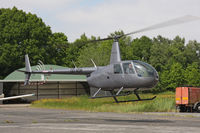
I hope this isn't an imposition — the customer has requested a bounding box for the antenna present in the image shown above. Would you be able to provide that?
[91,59,97,68]
[72,60,77,68]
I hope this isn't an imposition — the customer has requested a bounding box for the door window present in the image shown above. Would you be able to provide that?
[114,64,122,74]
[123,62,135,74]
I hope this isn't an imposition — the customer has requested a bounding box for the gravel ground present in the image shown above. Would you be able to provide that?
[0,105,200,133]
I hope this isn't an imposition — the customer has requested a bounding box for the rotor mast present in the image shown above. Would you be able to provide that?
[110,37,121,64]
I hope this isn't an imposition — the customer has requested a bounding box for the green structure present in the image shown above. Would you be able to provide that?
[0,65,89,103]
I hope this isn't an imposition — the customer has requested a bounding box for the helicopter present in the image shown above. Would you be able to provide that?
[18,15,200,103]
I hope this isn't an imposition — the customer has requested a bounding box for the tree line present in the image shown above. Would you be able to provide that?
[1,7,200,92]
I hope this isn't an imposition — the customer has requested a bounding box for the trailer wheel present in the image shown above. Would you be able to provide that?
[195,103,200,113]
[186,107,193,112]
[179,106,187,112]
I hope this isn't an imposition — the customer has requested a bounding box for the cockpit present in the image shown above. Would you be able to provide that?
[114,60,157,78]
[133,60,156,77]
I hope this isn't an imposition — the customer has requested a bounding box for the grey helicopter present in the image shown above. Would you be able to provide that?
[18,15,200,103]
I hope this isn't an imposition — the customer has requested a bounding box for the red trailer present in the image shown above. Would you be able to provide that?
[176,87,200,112]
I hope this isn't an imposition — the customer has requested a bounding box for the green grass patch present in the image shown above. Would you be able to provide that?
[5,120,14,123]
[31,92,175,113]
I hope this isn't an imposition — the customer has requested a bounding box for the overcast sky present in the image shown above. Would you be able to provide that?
[1,0,200,43]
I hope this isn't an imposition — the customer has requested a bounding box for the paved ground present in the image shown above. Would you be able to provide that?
[0,105,200,133]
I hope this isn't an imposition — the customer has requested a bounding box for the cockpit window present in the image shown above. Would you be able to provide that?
[133,61,154,77]
[123,62,135,74]
[114,64,122,74]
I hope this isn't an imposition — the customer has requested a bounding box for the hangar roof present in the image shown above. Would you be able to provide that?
[2,65,87,82]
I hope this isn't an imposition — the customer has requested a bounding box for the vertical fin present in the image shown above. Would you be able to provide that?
[110,40,121,64]
[24,73,31,86]
[24,54,32,85]
[25,54,32,72]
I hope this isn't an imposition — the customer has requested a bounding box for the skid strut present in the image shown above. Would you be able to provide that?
[110,90,119,103]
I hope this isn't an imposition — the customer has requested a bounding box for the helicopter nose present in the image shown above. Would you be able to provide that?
[153,71,159,85]
[155,72,159,80]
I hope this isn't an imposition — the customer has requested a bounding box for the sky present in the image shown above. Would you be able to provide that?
[1,0,200,43]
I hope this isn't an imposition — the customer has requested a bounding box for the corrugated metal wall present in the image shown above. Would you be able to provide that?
[0,82,3,104]
[3,81,89,102]
[0,82,3,94]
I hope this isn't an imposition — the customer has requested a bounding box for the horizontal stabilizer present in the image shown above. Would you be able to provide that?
[17,70,27,73]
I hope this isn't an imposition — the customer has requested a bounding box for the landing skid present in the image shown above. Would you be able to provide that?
[90,88,156,103]
[114,96,156,103]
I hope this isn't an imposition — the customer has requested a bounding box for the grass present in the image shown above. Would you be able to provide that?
[5,120,14,123]
[31,91,175,113]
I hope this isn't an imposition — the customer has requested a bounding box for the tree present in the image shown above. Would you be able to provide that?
[76,39,112,67]
[184,40,200,66]
[66,34,90,67]
[0,7,52,78]
[161,63,185,91]
[184,62,200,86]
[149,36,171,72]
[167,36,186,67]
[46,32,69,65]
[130,36,153,62]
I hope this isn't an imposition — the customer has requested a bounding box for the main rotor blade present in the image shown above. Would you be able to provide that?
[83,15,200,43]
[125,15,200,36]
[88,37,114,43]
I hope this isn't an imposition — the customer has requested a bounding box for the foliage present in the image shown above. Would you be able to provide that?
[76,40,112,67]
[161,63,185,91]
[65,34,89,67]
[184,62,200,86]
[46,32,69,65]
[0,7,51,77]
[0,7,68,78]
[131,36,153,62]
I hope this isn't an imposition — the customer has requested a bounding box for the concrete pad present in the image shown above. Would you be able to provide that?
[0,104,31,108]
[0,107,200,133]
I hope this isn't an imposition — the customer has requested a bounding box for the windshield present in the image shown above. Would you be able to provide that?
[133,61,154,77]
